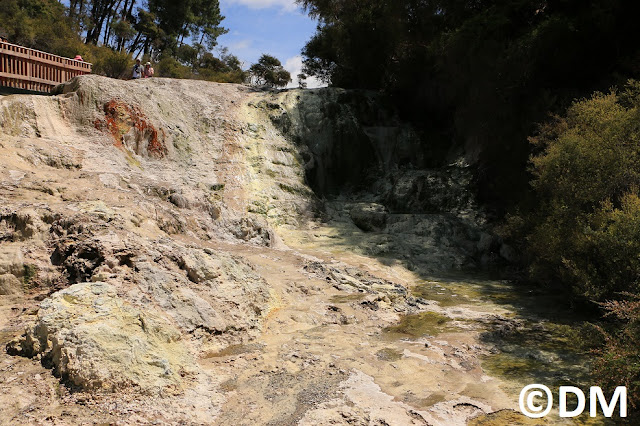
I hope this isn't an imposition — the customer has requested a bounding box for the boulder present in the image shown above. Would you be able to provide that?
[12,282,194,393]
[476,232,497,253]
[0,274,22,295]
[169,193,191,209]
[228,216,273,246]
[178,250,222,284]
[350,203,388,232]
[0,243,24,276]
[135,247,272,338]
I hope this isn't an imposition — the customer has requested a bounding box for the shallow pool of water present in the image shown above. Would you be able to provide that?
[399,275,605,423]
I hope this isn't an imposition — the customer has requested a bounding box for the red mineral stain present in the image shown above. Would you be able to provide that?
[96,100,168,158]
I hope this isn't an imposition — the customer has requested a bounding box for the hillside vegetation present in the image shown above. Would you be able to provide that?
[512,83,640,408]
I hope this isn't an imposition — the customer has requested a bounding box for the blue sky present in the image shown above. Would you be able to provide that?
[217,0,323,87]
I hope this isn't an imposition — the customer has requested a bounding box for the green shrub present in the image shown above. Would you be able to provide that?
[156,56,192,79]
[90,47,133,79]
[155,55,246,83]
[513,80,640,419]
[196,68,245,84]
[521,81,640,302]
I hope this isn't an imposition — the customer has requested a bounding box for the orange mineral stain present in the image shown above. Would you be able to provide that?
[95,100,168,158]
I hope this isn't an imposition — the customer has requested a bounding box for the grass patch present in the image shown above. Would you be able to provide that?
[384,311,453,337]
[23,264,38,288]
[375,347,403,361]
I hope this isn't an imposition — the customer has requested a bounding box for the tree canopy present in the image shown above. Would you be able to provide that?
[297,0,640,208]
[248,54,292,88]
[65,0,227,58]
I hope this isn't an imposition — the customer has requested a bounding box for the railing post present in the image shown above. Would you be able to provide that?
[26,49,32,91]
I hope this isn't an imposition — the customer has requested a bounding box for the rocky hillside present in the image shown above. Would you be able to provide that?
[0,76,526,425]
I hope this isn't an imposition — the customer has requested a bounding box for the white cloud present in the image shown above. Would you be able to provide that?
[228,39,252,51]
[223,0,299,12]
[283,55,325,89]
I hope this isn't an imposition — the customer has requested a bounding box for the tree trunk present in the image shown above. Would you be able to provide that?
[128,32,142,54]
[103,0,123,47]
[126,0,135,19]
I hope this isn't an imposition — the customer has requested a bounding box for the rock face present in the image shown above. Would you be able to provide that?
[133,246,273,338]
[12,282,194,393]
[0,76,519,423]
[386,166,476,214]
[263,89,426,196]
[0,244,25,295]
[0,76,298,394]
[256,87,504,271]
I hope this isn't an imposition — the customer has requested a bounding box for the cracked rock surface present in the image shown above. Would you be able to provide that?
[0,76,563,425]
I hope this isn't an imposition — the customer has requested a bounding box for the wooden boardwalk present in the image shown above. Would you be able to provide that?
[0,41,92,93]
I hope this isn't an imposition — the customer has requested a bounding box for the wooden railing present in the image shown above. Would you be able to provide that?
[0,41,92,93]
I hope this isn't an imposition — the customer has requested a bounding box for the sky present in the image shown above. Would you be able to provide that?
[217,0,324,88]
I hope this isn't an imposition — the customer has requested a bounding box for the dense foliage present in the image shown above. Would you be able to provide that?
[593,295,640,412]
[297,0,640,208]
[514,83,640,303]
[505,81,640,411]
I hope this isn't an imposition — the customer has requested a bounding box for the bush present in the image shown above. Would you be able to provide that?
[90,47,133,79]
[196,68,245,84]
[155,56,192,79]
[520,81,640,302]
[593,295,640,413]
[512,79,640,420]
[155,55,245,83]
